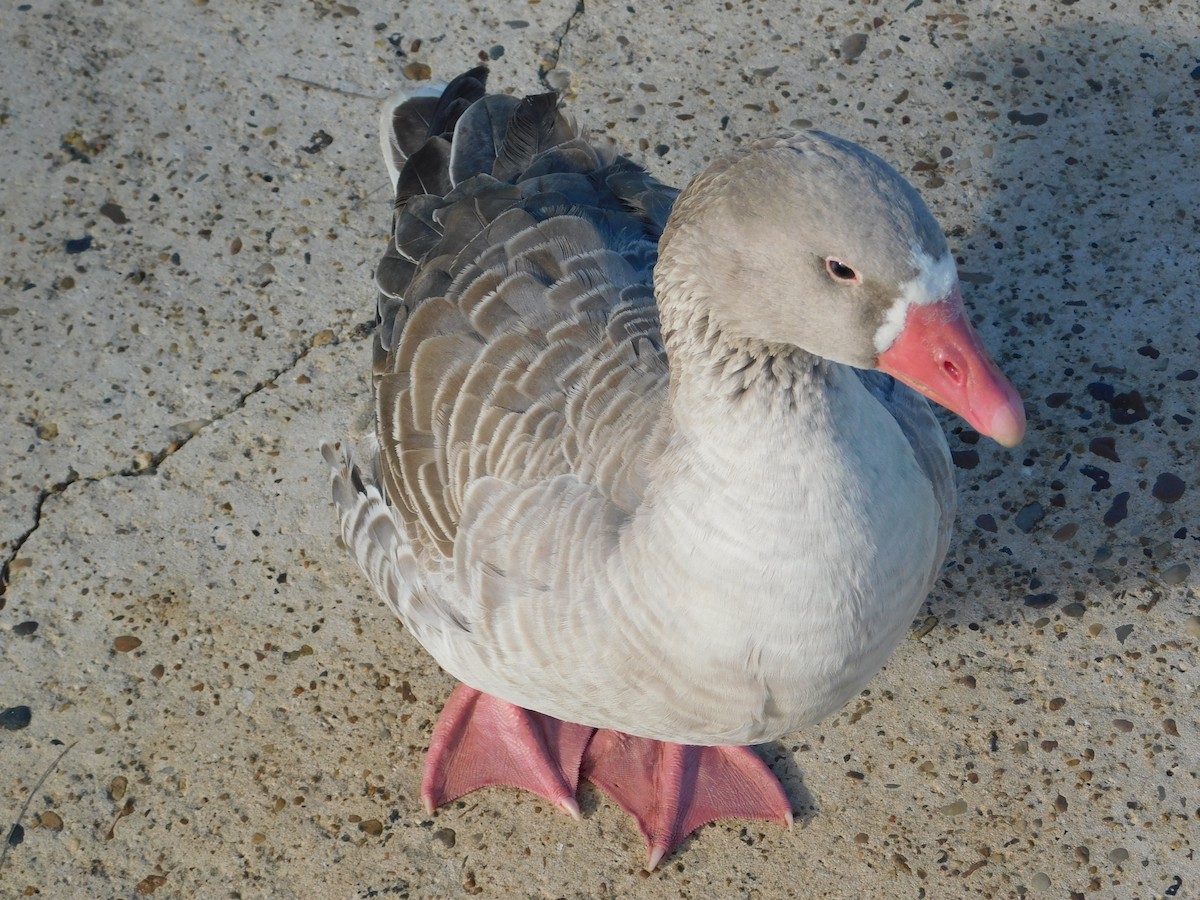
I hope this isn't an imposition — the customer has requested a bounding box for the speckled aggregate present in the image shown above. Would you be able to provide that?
[1,1,1196,897]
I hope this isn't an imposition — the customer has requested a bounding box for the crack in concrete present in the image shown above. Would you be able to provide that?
[0,325,364,607]
[539,0,585,88]
[0,478,75,610]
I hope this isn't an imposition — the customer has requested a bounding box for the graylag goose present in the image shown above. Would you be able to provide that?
[325,66,1024,869]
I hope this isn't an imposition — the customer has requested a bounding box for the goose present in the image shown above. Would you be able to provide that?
[324,65,1024,869]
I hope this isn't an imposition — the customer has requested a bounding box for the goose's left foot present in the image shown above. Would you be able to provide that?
[582,728,793,870]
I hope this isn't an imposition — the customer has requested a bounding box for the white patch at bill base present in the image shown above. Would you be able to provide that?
[872,250,957,353]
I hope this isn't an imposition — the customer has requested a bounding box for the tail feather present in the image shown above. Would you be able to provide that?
[380,66,489,192]
[491,93,578,183]
[380,65,584,209]
[447,94,522,184]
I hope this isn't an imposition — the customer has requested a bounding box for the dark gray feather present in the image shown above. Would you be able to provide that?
[449,94,522,184]
[396,137,453,204]
[394,195,447,262]
[605,161,680,233]
[386,96,440,165]
[492,94,576,183]
[376,238,417,299]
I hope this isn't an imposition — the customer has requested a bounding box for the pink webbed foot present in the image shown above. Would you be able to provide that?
[583,729,793,870]
[420,684,595,819]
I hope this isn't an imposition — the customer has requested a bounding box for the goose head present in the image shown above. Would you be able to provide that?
[658,131,1025,447]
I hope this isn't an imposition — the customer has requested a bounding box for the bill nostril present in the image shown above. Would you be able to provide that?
[942,359,962,382]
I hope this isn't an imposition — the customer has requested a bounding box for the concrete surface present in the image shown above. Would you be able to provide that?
[2,1,1197,897]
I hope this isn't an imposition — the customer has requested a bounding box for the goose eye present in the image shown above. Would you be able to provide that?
[825,258,859,283]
